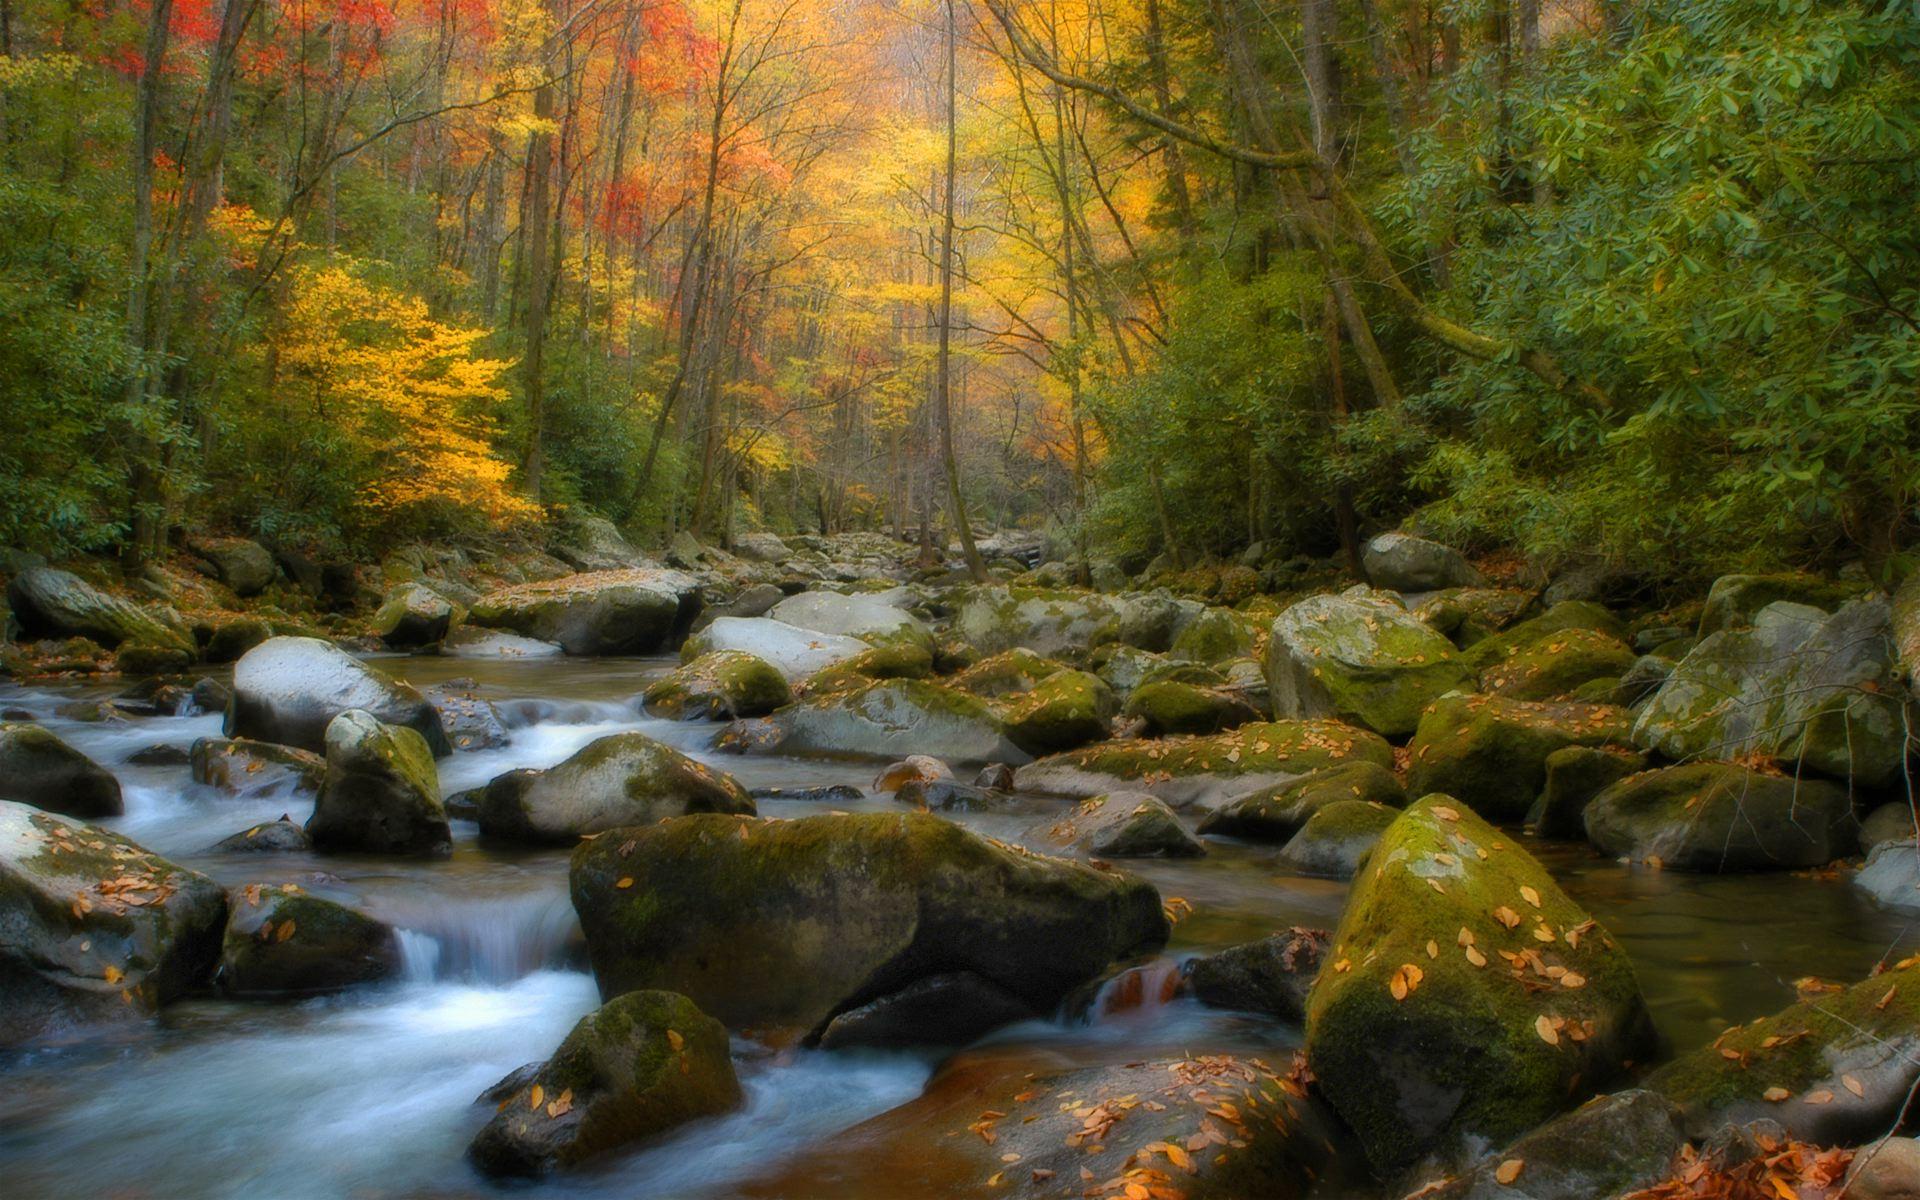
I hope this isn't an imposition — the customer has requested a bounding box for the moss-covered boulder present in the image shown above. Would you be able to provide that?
[480,732,753,845]
[1265,590,1473,736]
[814,970,1036,1049]
[1633,599,1912,787]
[1170,606,1257,664]
[6,566,194,653]
[1416,1089,1687,1200]
[1364,532,1485,592]
[210,817,311,853]
[0,801,227,1047]
[1406,694,1633,823]
[767,590,933,654]
[1861,804,1915,854]
[1278,800,1399,879]
[1479,627,1638,701]
[1697,572,1865,636]
[1649,955,1920,1144]
[569,811,1168,1039]
[1532,746,1649,840]
[190,537,278,596]
[203,617,272,664]
[1017,719,1394,810]
[190,737,324,797]
[0,722,122,818]
[1584,763,1857,872]
[1411,588,1532,649]
[1855,839,1920,914]
[1092,644,1164,695]
[1197,760,1407,843]
[949,648,1066,698]
[468,990,741,1177]
[469,568,700,655]
[114,639,196,675]
[641,650,790,720]
[227,636,451,757]
[1122,679,1261,737]
[794,639,933,696]
[217,885,401,997]
[952,585,1125,659]
[1186,927,1327,1022]
[738,678,1028,764]
[1304,796,1656,1175]
[1028,791,1203,858]
[422,681,511,751]
[373,582,461,648]
[1002,668,1116,755]
[306,710,449,857]
[679,615,869,682]
[1460,601,1629,674]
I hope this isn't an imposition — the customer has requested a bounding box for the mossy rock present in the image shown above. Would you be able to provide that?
[949,648,1066,698]
[468,990,741,1177]
[1478,627,1638,701]
[227,635,451,757]
[681,616,867,681]
[1697,572,1866,636]
[373,582,462,648]
[1017,720,1394,810]
[569,811,1168,1039]
[952,585,1125,659]
[204,617,272,664]
[1092,644,1164,695]
[190,737,324,797]
[1170,606,1257,665]
[1418,1089,1687,1200]
[306,710,449,858]
[1277,800,1398,879]
[218,886,401,997]
[211,818,311,853]
[1197,760,1407,843]
[1265,590,1474,736]
[766,590,934,656]
[1002,669,1117,755]
[1583,763,1857,872]
[1136,660,1229,689]
[1027,791,1204,858]
[1462,601,1629,673]
[1531,746,1649,840]
[641,650,790,720]
[1410,588,1532,649]
[469,568,698,655]
[1123,680,1260,737]
[1649,955,1920,1144]
[747,678,1028,764]
[0,722,122,818]
[1186,927,1328,1021]
[1304,796,1657,1175]
[114,639,196,676]
[6,566,194,653]
[1406,694,1632,823]
[795,639,934,696]
[480,731,753,845]
[1363,532,1485,592]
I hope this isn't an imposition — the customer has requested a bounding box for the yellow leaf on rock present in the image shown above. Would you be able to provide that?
[667,1029,685,1052]
[1763,1086,1790,1102]
[529,1084,545,1110]
[1495,1158,1524,1184]
[1535,1015,1559,1046]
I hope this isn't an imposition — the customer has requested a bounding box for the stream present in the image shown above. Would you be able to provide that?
[2,652,1915,1199]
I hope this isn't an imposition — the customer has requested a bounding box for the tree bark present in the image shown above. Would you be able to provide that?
[937,0,987,580]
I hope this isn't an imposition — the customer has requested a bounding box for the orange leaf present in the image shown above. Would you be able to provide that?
[1495,1158,1524,1184]
[1534,1015,1559,1046]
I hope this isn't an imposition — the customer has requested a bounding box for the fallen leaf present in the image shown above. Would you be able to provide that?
[616,877,634,889]
[1763,1086,1790,1102]
[1520,886,1541,908]
[1843,1075,1865,1099]
[277,920,296,942]
[1535,1015,1559,1046]
[1495,1158,1524,1185]
[529,1084,545,1110]
[667,1029,685,1052]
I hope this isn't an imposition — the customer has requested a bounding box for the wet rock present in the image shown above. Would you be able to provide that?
[766,591,933,652]
[1304,797,1656,1175]
[1364,532,1485,592]
[423,682,510,751]
[1277,800,1398,879]
[1461,601,1630,673]
[1406,694,1633,824]
[1855,840,1920,913]
[218,885,402,996]
[7,566,194,652]
[114,640,196,675]
[1531,746,1649,840]
[873,755,951,792]
[1093,644,1164,695]
[203,617,272,664]
[468,568,701,656]
[747,783,863,804]
[1418,1089,1687,1200]
[952,586,1126,659]
[480,732,753,845]
[442,787,483,822]
[190,737,325,797]
[894,779,1007,812]
[1265,590,1473,736]
[1862,804,1916,853]
[1122,679,1261,736]
[948,649,1064,698]
[1649,955,1920,1145]
[1585,763,1856,872]
[1479,627,1638,702]
[1698,572,1864,636]
[974,763,1016,790]
[0,722,123,818]
[1029,791,1203,858]
[440,626,564,658]
[739,679,1028,764]
[1017,719,1394,810]
[815,971,1035,1049]
[1186,927,1327,1021]
[306,710,449,857]
[680,616,869,682]
[373,582,461,648]
[190,676,231,714]
[1846,1138,1920,1200]
[1170,607,1257,664]
[793,639,934,695]
[0,802,227,1047]
[227,636,451,756]
[191,537,278,597]
[1197,760,1407,843]
[570,811,1168,1038]
[1633,599,1912,787]
[467,990,741,1177]
[211,818,311,853]
[641,650,790,720]
[1003,668,1117,755]
[127,742,191,766]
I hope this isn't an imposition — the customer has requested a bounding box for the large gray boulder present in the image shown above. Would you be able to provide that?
[1026,791,1203,858]
[373,582,460,648]
[1584,762,1856,872]
[227,636,450,756]
[6,566,193,652]
[218,886,402,997]
[952,586,1124,659]
[766,591,931,650]
[640,651,790,720]
[731,679,1029,764]
[0,723,122,818]
[189,737,324,797]
[441,626,564,658]
[1363,532,1485,592]
[191,537,278,597]
[479,732,753,845]
[680,616,868,682]
[468,568,701,655]
[1633,598,1912,787]
[1856,840,1920,914]
[0,802,227,1047]
[1264,589,1473,736]
[1697,572,1864,636]
[306,710,449,857]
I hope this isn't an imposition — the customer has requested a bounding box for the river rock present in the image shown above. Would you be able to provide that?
[766,590,932,652]
[1697,572,1864,636]
[1002,668,1116,755]
[0,801,227,1047]
[732,679,1028,764]
[570,811,1168,1038]
[1862,804,1916,853]
[680,616,869,682]
[422,682,510,751]
[1407,694,1633,823]
[815,971,1036,1050]
[1017,719,1394,810]
[1197,760,1407,843]
[1479,627,1637,701]
[1277,800,1398,878]
[1186,927,1327,1021]
[1364,532,1485,592]
[218,885,401,996]
[468,568,701,656]
[211,818,311,853]
[1122,679,1261,737]
[1847,1139,1920,1200]
[794,639,934,695]
[952,586,1125,659]
[440,626,564,658]
[1462,601,1629,673]
[1649,955,1920,1145]
[948,647,1065,697]
[1093,644,1164,695]
[641,650,790,720]
[203,617,272,664]
[6,566,193,652]
[552,515,648,572]
[0,722,123,818]
[373,582,460,647]
[1305,796,1656,1175]
[1855,840,1920,913]
[114,639,196,675]
[1417,1088,1687,1200]
[190,737,324,797]
[191,537,278,597]
[1584,762,1856,871]
[1028,791,1203,858]
[1531,746,1650,840]
[874,755,952,792]
[227,636,451,756]
[467,990,741,1177]
[306,710,449,857]
[1633,599,1911,787]
[1264,590,1473,736]
[1170,606,1256,664]
[479,732,753,845]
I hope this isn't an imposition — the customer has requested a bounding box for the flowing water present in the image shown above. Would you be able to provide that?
[2,654,1915,1199]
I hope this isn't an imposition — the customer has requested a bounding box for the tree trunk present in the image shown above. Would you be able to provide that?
[121,0,176,570]
[936,0,987,580]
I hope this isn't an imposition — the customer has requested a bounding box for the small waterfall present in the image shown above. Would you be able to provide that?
[1086,957,1187,1021]
[391,891,581,984]
[495,697,635,729]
